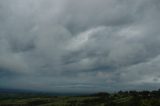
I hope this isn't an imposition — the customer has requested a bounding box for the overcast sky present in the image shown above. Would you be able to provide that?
[0,0,160,93]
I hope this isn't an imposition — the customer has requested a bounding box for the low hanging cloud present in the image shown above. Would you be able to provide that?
[0,0,160,92]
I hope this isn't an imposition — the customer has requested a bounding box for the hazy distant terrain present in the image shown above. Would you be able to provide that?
[0,89,160,106]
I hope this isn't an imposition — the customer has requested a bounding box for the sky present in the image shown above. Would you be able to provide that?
[0,0,160,93]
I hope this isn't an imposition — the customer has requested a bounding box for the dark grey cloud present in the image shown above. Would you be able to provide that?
[0,0,160,92]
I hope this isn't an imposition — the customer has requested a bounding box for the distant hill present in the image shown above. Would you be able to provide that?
[0,88,85,96]
[0,88,33,93]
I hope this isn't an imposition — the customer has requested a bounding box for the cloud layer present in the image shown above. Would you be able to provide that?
[0,0,160,92]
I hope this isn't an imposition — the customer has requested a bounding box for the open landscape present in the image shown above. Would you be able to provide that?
[1,0,160,106]
[0,89,160,106]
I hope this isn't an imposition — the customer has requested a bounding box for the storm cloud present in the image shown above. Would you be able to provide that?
[0,0,160,92]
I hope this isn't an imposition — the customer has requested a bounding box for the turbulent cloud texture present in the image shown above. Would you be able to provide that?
[0,0,160,92]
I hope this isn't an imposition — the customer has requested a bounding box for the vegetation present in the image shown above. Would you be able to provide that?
[0,89,160,106]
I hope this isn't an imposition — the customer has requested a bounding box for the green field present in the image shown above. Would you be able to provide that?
[0,90,160,106]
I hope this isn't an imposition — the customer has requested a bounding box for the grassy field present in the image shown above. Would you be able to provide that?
[0,90,160,106]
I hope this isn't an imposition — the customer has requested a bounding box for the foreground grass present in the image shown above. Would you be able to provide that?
[0,90,160,106]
